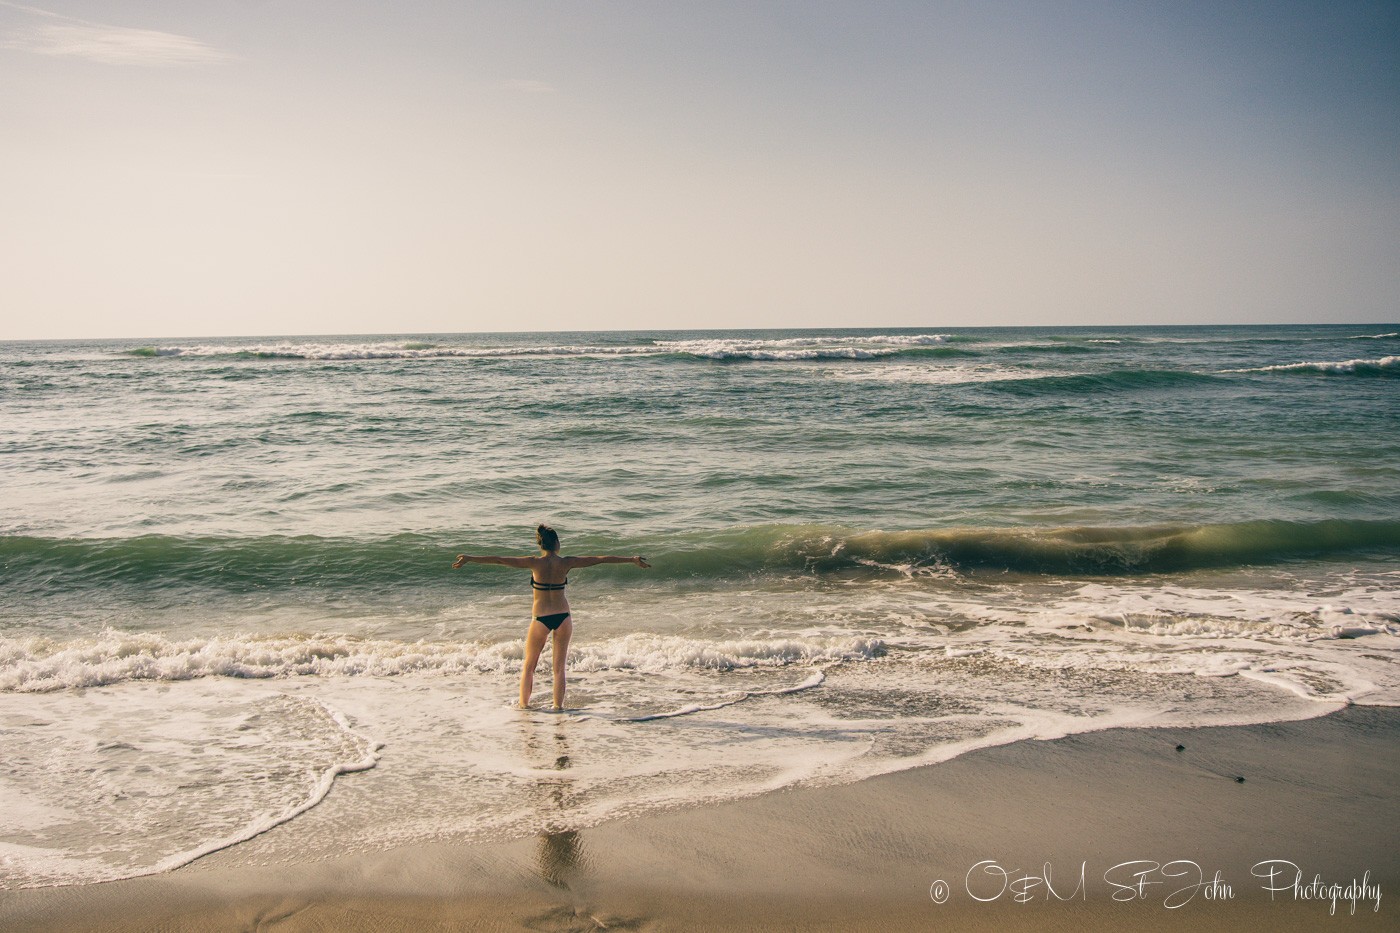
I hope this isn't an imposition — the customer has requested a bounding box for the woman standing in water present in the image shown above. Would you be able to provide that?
[453,525,650,710]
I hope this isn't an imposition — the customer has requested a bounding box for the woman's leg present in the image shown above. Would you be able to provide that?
[520,620,549,708]
[550,616,573,710]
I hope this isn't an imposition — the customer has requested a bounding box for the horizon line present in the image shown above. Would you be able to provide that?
[4,321,1399,344]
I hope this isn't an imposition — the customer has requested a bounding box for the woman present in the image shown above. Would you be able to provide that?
[453,525,650,710]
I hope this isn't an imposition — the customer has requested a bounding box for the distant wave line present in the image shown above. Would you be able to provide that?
[121,334,956,363]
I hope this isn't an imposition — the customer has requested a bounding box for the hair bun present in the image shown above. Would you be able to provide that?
[536,524,560,550]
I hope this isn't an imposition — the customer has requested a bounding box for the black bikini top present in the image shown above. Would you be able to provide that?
[530,578,568,591]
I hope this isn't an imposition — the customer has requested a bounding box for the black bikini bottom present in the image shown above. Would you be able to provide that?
[534,612,571,631]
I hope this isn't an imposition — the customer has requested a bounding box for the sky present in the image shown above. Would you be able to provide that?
[1,1,1397,339]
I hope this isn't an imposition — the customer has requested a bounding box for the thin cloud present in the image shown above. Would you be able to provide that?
[0,1,229,66]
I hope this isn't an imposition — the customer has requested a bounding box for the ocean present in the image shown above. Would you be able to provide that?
[2,324,1398,887]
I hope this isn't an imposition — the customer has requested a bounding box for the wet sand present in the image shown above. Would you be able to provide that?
[3,706,1396,931]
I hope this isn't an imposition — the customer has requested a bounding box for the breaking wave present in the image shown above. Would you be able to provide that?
[0,629,883,692]
[1224,356,1400,377]
[5,519,1398,597]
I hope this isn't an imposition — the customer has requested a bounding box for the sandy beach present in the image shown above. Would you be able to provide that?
[3,705,1394,932]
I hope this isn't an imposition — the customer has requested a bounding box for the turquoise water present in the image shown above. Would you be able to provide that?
[2,325,1398,885]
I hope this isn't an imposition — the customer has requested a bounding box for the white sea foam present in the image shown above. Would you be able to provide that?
[622,667,827,721]
[0,630,883,693]
[652,334,950,360]
[0,687,377,887]
[147,697,380,875]
[656,334,950,350]
[1052,583,1400,642]
[892,578,1400,706]
[1223,355,1400,375]
[853,334,951,345]
[824,364,1053,385]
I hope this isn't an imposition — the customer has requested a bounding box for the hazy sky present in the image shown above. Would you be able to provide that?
[2,1,1397,338]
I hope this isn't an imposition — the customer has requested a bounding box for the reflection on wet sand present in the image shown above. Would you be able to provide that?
[520,717,590,890]
[537,828,585,889]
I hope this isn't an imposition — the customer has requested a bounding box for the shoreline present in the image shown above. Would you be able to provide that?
[3,705,1395,931]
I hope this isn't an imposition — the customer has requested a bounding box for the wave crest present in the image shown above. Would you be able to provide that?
[1226,356,1400,376]
[5,519,1398,596]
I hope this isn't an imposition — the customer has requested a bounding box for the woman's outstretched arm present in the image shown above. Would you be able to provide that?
[452,554,536,569]
[566,556,651,568]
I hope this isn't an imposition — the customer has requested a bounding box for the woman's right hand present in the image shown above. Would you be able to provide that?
[635,556,651,568]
